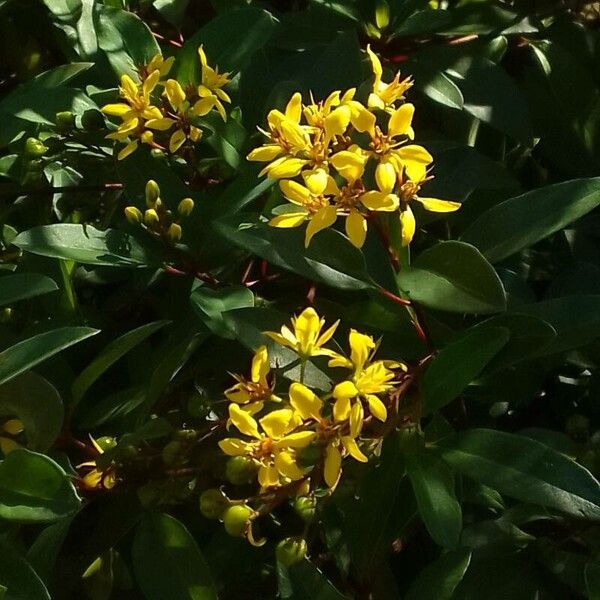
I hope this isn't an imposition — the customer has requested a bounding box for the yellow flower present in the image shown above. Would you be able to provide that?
[397,175,461,246]
[0,418,23,455]
[196,46,231,121]
[288,383,367,489]
[329,330,396,423]
[144,53,175,78]
[366,45,413,112]
[269,174,338,247]
[225,346,280,412]
[77,436,117,491]
[160,79,203,153]
[219,404,314,489]
[264,307,339,359]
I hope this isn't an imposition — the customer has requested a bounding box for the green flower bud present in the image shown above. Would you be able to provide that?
[24,137,48,158]
[293,496,316,523]
[145,180,161,205]
[124,206,143,225]
[150,148,165,159]
[226,456,257,485]
[276,537,307,567]
[222,504,253,537]
[375,0,390,29]
[96,436,117,452]
[161,440,182,465]
[199,488,229,520]
[178,198,194,218]
[144,208,159,227]
[55,111,75,130]
[167,223,182,243]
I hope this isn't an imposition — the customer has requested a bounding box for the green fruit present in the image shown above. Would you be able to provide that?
[225,456,257,485]
[199,488,229,520]
[276,537,307,566]
[222,504,253,537]
[24,137,48,158]
[96,436,117,452]
[293,496,316,523]
[55,111,75,130]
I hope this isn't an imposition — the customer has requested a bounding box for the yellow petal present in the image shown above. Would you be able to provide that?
[267,157,309,179]
[349,401,364,437]
[315,318,339,347]
[333,395,351,423]
[101,103,132,117]
[143,70,160,96]
[169,129,186,153]
[324,105,351,139]
[367,394,388,422]
[349,329,375,372]
[192,97,216,117]
[341,436,368,462]
[345,210,367,248]
[285,92,303,123]
[277,431,315,449]
[219,438,252,456]
[0,436,20,455]
[375,161,397,194]
[415,197,461,213]
[280,179,311,205]
[349,102,376,135]
[324,443,342,488]
[165,79,186,110]
[251,345,270,385]
[270,212,308,228]
[388,103,415,138]
[305,205,337,247]
[189,126,202,142]
[360,191,399,212]
[259,408,294,439]
[367,92,386,110]
[280,120,309,150]
[120,74,139,100]
[396,145,433,181]
[330,149,367,183]
[2,419,23,435]
[117,141,138,161]
[247,145,282,162]
[293,307,319,350]
[275,451,304,480]
[145,117,176,131]
[399,205,416,246]
[302,169,329,195]
[366,44,383,82]
[289,382,323,420]
[258,463,280,488]
[229,403,261,438]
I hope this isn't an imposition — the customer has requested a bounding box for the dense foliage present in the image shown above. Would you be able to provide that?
[1,0,600,598]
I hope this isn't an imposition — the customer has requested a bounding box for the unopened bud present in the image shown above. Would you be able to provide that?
[141,130,154,145]
[222,504,253,537]
[178,198,194,218]
[375,0,390,29]
[293,496,316,523]
[225,456,257,485]
[55,111,75,130]
[144,208,159,227]
[276,537,307,566]
[364,22,382,39]
[95,436,117,452]
[124,206,143,225]
[199,488,229,520]
[167,223,182,243]
[24,137,48,158]
[145,180,160,204]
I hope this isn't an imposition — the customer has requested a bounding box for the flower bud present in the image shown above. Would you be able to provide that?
[55,111,75,130]
[24,137,48,158]
[222,504,253,537]
[167,223,182,243]
[145,180,161,205]
[199,488,229,520]
[178,198,194,218]
[375,0,390,29]
[95,436,117,452]
[161,440,182,465]
[225,456,257,485]
[141,130,154,145]
[293,495,316,523]
[276,537,307,566]
[144,208,159,227]
[124,206,143,225]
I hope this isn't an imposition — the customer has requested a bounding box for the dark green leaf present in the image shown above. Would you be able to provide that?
[461,178,600,263]
[0,449,81,522]
[0,273,57,307]
[420,72,464,110]
[278,560,349,600]
[437,429,600,520]
[132,513,217,600]
[405,548,472,600]
[13,224,159,267]
[0,327,99,387]
[0,539,50,600]
[422,327,509,414]
[397,241,506,313]
[0,373,63,451]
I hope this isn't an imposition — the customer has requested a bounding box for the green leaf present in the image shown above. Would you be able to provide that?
[436,429,600,520]
[13,224,159,267]
[422,327,509,415]
[27,518,73,585]
[278,560,349,600]
[461,178,600,263]
[0,449,81,522]
[0,373,63,452]
[397,241,506,313]
[393,9,452,37]
[407,445,462,548]
[420,72,464,110]
[0,327,99,387]
[71,320,171,405]
[0,539,50,600]
[0,273,58,307]
[405,548,472,600]
[132,513,217,600]
[585,562,600,600]
[177,7,277,84]
[95,6,160,78]
[215,216,374,291]
[190,285,254,339]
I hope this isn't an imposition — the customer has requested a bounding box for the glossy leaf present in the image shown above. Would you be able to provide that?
[397,241,506,313]
[0,539,50,600]
[278,560,349,600]
[0,273,57,307]
[437,429,600,520]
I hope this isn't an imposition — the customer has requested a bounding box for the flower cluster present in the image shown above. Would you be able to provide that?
[247,46,460,248]
[101,49,231,160]
[218,307,406,494]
